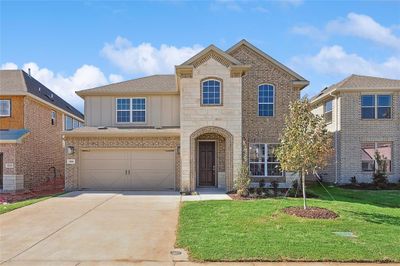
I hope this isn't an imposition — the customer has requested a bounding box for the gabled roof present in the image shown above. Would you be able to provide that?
[0,70,84,120]
[226,39,309,84]
[311,74,400,103]
[76,75,177,97]
[180,44,243,67]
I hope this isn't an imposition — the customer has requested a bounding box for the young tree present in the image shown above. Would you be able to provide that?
[373,151,388,188]
[275,98,333,209]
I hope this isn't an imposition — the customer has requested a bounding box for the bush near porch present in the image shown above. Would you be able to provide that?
[176,185,400,262]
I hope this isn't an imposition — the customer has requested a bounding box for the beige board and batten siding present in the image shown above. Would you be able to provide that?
[84,95,180,127]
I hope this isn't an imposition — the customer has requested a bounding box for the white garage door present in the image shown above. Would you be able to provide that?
[80,149,175,190]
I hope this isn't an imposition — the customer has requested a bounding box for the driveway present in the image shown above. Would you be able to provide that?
[0,191,181,265]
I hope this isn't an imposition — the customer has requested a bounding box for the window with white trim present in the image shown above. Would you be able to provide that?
[73,119,79,129]
[249,143,282,177]
[258,84,274,116]
[324,100,333,123]
[51,110,56,125]
[202,79,221,105]
[116,98,146,123]
[65,115,73,131]
[0,99,11,117]
[361,95,392,119]
[361,142,392,173]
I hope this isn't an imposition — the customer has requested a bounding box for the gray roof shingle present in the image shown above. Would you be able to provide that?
[76,75,177,97]
[0,70,84,120]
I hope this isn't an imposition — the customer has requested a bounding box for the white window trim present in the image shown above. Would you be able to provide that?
[249,143,283,177]
[257,84,275,117]
[51,110,56,125]
[116,97,147,124]
[0,99,11,117]
[361,94,392,120]
[201,79,222,106]
[361,142,392,173]
[324,100,333,124]
[64,115,73,131]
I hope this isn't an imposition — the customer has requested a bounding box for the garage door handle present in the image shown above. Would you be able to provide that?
[128,170,131,175]
[125,170,128,175]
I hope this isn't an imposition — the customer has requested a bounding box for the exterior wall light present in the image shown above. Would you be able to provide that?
[67,146,75,155]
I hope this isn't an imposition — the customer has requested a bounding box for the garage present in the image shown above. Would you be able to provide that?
[80,149,175,190]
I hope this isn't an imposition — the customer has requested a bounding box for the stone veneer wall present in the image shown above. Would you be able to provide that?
[64,136,180,191]
[179,57,242,192]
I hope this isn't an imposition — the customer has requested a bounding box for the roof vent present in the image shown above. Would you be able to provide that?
[28,68,31,77]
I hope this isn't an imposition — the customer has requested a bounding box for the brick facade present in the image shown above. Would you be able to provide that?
[64,136,180,191]
[0,96,66,190]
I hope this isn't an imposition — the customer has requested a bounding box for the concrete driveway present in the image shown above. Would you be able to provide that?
[0,191,181,265]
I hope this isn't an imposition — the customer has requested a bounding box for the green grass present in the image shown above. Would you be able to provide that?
[0,196,53,214]
[177,186,400,262]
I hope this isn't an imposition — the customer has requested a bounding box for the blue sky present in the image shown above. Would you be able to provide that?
[1,0,399,112]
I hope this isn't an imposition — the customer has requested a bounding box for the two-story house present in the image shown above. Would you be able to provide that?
[0,70,84,192]
[311,74,400,184]
[63,40,309,192]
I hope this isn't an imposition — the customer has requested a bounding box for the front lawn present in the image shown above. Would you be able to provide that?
[0,196,53,214]
[177,186,400,262]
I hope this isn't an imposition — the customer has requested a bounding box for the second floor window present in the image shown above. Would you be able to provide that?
[202,79,221,105]
[324,100,333,124]
[116,98,146,123]
[65,115,73,131]
[0,99,11,117]
[258,84,274,116]
[51,111,56,125]
[361,95,392,119]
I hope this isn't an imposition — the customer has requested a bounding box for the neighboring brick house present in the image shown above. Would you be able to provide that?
[311,74,400,184]
[0,70,84,191]
[64,40,309,192]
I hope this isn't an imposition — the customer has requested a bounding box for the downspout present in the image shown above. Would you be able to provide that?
[329,92,339,184]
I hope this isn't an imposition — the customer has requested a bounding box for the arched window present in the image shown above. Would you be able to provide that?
[202,79,221,105]
[258,84,274,116]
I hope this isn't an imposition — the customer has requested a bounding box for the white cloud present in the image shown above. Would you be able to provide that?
[109,74,124,83]
[101,36,204,75]
[1,62,18,70]
[292,13,400,49]
[291,25,326,40]
[1,62,124,112]
[290,45,400,78]
[327,13,400,49]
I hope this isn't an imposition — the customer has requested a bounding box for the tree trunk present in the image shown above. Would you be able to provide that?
[302,169,307,210]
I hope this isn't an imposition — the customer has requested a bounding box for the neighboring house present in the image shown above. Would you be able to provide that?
[0,70,84,192]
[311,74,400,184]
[64,40,309,192]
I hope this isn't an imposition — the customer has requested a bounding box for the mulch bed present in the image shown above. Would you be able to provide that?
[282,206,339,219]
[0,179,64,203]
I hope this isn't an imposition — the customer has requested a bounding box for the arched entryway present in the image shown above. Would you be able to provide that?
[190,126,233,191]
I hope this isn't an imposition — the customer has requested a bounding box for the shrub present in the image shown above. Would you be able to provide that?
[271,180,279,197]
[259,178,265,188]
[234,163,251,196]
[373,151,388,189]
[350,176,357,185]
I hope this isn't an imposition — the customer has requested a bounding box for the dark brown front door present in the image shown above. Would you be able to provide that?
[198,141,216,186]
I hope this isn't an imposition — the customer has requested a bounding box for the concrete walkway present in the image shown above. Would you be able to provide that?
[181,188,232,201]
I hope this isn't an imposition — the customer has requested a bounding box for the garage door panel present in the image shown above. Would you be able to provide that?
[80,149,175,190]
[80,170,129,190]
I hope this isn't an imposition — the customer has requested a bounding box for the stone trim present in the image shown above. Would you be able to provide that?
[199,77,224,107]
[190,126,233,191]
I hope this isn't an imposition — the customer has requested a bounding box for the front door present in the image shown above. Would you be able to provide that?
[198,141,216,186]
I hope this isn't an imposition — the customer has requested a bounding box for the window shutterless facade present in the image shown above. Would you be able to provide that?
[258,84,274,116]
[249,143,282,177]
[116,98,146,123]
[201,79,221,105]
[361,94,392,119]
[361,142,392,173]
[0,99,11,117]
[324,100,333,123]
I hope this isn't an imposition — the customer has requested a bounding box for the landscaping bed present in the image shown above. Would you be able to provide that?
[282,206,338,219]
